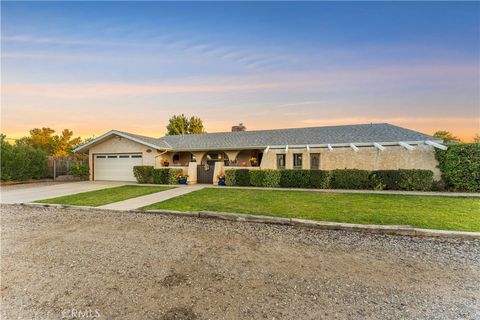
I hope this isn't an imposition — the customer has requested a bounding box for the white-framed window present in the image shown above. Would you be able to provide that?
[276,154,286,169]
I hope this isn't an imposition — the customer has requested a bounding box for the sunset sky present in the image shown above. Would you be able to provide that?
[1,2,479,141]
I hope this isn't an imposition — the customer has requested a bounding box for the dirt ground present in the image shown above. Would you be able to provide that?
[1,204,479,319]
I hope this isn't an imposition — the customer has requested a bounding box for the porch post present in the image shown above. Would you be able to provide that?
[191,151,207,164]
[224,150,241,164]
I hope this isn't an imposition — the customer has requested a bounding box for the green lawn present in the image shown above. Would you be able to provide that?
[143,188,480,232]
[36,185,173,207]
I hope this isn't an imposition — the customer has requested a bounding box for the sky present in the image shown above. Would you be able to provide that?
[1,1,479,141]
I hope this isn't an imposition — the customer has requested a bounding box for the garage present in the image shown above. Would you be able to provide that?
[94,154,143,181]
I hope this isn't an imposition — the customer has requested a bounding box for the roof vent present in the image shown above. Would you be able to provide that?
[231,123,246,132]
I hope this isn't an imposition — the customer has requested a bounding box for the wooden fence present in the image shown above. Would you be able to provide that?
[47,157,88,180]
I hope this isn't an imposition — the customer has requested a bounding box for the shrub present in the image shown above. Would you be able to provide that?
[262,170,281,188]
[397,170,433,191]
[279,170,311,188]
[249,170,266,187]
[133,165,154,183]
[330,169,370,189]
[68,163,89,179]
[249,169,281,188]
[1,136,48,181]
[152,168,183,185]
[369,170,433,191]
[225,169,250,186]
[309,170,330,189]
[435,143,480,192]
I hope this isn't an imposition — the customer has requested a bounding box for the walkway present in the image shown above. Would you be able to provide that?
[99,185,205,210]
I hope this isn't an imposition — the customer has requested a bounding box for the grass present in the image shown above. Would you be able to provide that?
[36,185,173,207]
[143,188,480,232]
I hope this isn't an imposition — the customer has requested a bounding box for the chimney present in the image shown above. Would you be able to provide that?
[231,123,246,132]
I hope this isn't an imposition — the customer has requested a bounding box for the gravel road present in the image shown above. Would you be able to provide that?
[1,204,479,319]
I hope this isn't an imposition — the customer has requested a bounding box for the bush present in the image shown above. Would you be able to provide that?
[68,163,89,179]
[330,169,370,189]
[370,170,433,191]
[133,165,154,183]
[1,136,48,181]
[249,169,281,188]
[435,143,480,192]
[279,170,311,188]
[225,169,250,186]
[152,168,183,185]
[309,170,330,189]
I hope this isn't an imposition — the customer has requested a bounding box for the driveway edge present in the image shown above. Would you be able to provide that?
[18,202,480,240]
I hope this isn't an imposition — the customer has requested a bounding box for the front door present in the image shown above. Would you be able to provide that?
[197,163,215,184]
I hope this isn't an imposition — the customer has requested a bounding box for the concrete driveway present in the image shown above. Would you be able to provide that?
[0,181,129,204]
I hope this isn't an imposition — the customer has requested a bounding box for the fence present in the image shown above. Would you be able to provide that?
[47,157,88,180]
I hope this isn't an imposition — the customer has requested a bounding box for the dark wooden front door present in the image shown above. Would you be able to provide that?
[197,164,215,184]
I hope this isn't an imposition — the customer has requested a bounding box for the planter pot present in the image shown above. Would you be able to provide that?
[163,162,170,167]
[218,179,226,186]
[178,178,188,185]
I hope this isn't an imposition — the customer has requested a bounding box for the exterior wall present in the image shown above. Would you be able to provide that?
[259,145,441,180]
[88,136,160,180]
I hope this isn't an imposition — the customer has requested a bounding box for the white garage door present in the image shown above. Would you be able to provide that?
[94,154,143,181]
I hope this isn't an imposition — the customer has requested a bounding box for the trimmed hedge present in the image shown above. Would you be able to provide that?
[224,168,434,191]
[133,165,154,183]
[279,170,311,188]
[152,168,183,185]
[330,169,370,189]
[370,170,433,191]
[1,138,48,181]
[435,143,480,192]
[225,169,250,186]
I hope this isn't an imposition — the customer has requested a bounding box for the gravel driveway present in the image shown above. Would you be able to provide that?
[1,204,479,319]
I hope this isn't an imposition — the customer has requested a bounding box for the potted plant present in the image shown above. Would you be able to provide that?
[217,174,226,186]
[162,158,170,167]
[249,157,258,167]
[178,174,188,185]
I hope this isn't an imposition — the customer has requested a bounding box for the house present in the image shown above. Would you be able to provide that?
[74,123,446,183]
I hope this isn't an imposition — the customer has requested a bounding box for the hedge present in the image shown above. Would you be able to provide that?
[1,139,48,181]
[329,169,370,189]
[152,168,183,185]
[68,163,90,179]
[225,169,250,186]
[369,169,433,191]
[435,143,480,192]
[133,165,154,183]
[224,168,434,191]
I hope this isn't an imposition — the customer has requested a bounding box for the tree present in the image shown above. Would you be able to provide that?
[473,134,480,143]
[166,114,205,135]
[16,127,82,156]
[433,130,461,143]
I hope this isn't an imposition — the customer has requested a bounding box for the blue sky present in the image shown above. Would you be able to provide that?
[2,1,479,140]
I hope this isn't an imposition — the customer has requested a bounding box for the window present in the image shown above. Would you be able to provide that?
[119,155,129,158]
[131,155,142,158]
[310,153,320,170]
[293,153,302,169]
[276,154,286,169]
[96,155,106,159]
[107,155,117,159]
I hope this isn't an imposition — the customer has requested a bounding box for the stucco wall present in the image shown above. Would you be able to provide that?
[260,145,441,180]
[88,136,161,180]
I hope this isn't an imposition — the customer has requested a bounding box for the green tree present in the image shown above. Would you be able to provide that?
[433,130,461,143]
[16,127,82,156]
[166,114,205,135]
[473,134,480,143]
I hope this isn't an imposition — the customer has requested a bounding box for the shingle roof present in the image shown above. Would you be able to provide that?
[158,123,437,151]
[74,123,440,153]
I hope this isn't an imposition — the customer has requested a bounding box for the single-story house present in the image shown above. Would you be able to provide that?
[74,123,446,184]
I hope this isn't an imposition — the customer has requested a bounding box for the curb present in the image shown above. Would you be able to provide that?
[18,202,480,240]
